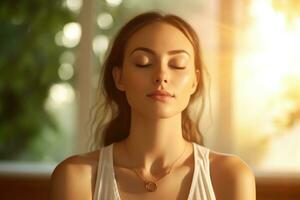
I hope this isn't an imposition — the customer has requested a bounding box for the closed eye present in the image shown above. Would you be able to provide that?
[135,64,152,67]
[135,64,186,69]
[169,65,186,70]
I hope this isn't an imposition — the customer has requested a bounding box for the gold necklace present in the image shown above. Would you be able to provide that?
[123,141,187,192]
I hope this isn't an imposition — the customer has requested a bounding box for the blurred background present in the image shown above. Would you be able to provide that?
[0,0,299,199]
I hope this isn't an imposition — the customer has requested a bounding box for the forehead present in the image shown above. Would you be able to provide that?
[124,22,194,56]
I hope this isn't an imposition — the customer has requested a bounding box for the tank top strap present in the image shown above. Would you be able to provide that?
[188,143,216,200]
[93,144,119,200]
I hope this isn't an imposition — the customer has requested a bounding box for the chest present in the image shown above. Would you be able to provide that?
[114,164,195,200]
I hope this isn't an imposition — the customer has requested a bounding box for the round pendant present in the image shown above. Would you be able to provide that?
[145,181,157,192]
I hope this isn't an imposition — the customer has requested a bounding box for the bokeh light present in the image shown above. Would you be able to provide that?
[105,0,123,7]
[58,63,74,81]
[62,22,81,48]
[92,35,109,55]
[55,31,64,46]
[97,13,114,30]
[48,83,75,106]
[65,0,82,12]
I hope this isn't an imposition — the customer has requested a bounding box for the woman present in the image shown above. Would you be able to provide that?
[50,11,256,200]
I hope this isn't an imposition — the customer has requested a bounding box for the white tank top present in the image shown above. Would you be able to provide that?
[93,142,216,200]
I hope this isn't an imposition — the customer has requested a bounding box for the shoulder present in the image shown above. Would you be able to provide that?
[49,149,101,200]
[209,151,256,200]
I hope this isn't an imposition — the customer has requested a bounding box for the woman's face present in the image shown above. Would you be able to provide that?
[113,22,198,119]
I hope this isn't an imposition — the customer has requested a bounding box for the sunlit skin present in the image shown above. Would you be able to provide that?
[49,21,256,200]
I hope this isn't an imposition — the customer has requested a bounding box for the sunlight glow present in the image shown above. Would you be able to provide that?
[235,0,300,112]
[234,0,300,171]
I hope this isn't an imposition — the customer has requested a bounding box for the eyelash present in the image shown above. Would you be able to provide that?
[135,64,152,67]
[135,64,186,70]
[170,65,186,70]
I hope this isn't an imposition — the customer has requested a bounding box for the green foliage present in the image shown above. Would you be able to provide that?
[0,0,74,161]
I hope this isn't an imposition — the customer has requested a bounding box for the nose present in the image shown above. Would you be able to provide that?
[153,65,168,85]
[155,78,167,84]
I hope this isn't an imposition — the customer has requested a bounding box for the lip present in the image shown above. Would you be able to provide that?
[146,90,174,97]
[146,90,174,102]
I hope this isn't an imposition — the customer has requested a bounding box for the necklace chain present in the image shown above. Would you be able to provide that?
[123,141,187,192]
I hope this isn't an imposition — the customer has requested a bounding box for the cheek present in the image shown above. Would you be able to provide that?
[173,72,194,92]
[122,71,150,112]
[173,72,195,109]
[122,68,147,94]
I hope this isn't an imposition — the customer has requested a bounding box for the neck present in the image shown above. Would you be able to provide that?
[120,111,188,174]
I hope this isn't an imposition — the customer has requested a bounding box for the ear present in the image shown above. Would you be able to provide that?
[190,69,200,95]
[112,66,125,91]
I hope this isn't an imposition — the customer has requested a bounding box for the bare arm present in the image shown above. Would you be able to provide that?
[210,153,256,200]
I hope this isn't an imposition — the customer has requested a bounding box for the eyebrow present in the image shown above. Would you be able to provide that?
[130,47,190,57]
